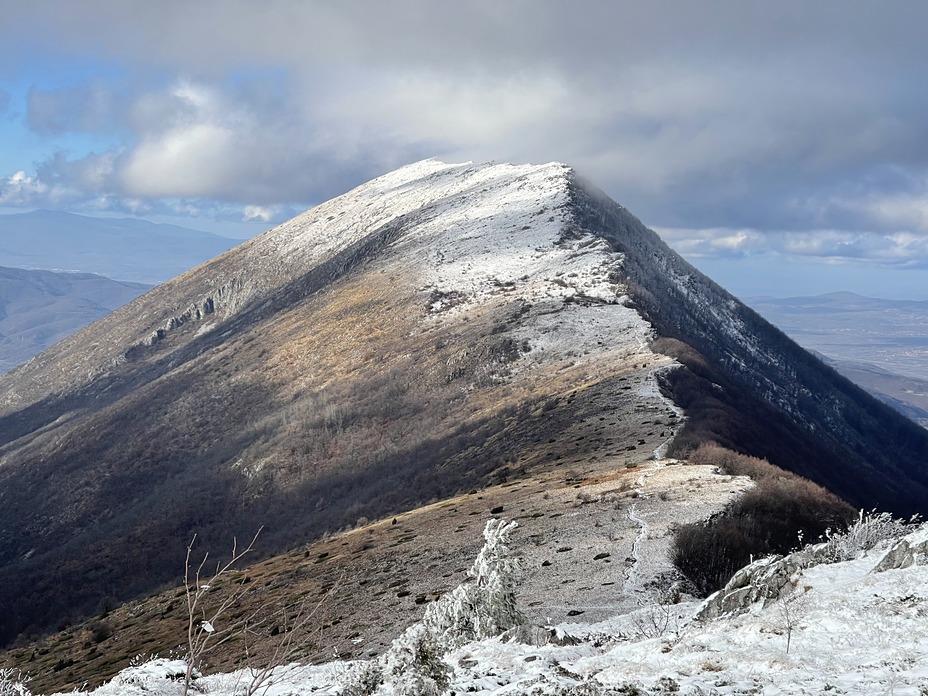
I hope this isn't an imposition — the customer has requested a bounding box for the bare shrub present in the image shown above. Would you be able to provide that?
[671,451,854,596]
[688,442,781,481]
[237,582,340,696]
[181,528,262,696]
[0,668,30,696]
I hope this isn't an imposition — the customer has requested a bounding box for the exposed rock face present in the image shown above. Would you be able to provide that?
[0,159,926,648]
[695,542,835,620]
[871,537,928,572]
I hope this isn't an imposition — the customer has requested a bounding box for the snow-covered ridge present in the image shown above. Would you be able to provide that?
[252,159,574,277]
[252,158,623,314]
[251,157,660,385]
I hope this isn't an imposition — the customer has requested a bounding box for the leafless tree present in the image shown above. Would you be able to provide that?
[182,528,262,696]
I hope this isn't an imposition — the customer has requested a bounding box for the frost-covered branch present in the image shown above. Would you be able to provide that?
[182,527,262,695]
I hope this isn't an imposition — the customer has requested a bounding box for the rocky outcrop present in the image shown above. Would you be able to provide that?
[696,542,835,620]
[142,276,259,347]
[699,525,928,620]
[871,537,928,572]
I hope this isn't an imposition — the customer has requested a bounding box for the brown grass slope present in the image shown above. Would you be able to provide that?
[4,454,757,694]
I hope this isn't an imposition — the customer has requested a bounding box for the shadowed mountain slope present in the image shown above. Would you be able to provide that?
[569,179,928,511]
[0,160,926,648]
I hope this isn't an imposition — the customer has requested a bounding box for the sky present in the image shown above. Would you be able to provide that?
[2,1,928,299]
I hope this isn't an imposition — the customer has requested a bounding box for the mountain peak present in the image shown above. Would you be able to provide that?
[1,158,927,655]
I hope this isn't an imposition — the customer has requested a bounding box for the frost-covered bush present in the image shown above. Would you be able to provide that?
[344,518,524,696]
[824,509,917,561]
[100,658,194,694]
[419,517,523,649]
[0,669,31,696]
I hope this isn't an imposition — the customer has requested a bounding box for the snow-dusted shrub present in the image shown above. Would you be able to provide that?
[0,668,31,696]
[345,518,523,696]
[419,518,523,649]
[823,509,916,561]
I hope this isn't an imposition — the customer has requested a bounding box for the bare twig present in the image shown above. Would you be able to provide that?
[238,578,341,696]
[182,527,262,696]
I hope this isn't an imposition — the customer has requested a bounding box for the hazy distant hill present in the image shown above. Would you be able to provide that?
[748,292,928,425]
[0,267,150,374]
[0,209,239,284]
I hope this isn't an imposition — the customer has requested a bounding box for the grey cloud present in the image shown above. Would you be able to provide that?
[5,2,928,76]
[3,1,928,271]
[27,81,122,135]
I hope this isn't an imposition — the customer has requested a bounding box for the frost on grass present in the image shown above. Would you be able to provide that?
[0,668,31,696]
[823,508,919,561]
[22,514,928,695]
[344,519,524,696]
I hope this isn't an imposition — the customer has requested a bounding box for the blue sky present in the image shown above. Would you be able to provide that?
[2,1,928,299]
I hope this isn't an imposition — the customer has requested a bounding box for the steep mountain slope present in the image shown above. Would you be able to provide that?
[744,292,928,426]
[569,180,928,511]
[0,210,238,283]
[0,160,926,650]
[0,267,149,374]
[814,354,928,428]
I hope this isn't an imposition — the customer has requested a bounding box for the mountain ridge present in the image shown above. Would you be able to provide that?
[0,159,926,651]
[0,266,150,374]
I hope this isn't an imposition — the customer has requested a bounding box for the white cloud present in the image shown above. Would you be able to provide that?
[242,205,275,222]
[0,171,49,205]
[659,225,928,269]
[656,227,767,258]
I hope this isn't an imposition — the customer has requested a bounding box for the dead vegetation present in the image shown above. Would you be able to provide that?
[671,444,856,596]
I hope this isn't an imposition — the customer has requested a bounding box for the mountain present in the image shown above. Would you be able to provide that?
[0,210,239,283]
[0,267,150,374]
[1,159,926,652]
[812,352,928,428]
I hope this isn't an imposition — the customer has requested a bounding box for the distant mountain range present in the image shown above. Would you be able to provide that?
[0,209,238,284]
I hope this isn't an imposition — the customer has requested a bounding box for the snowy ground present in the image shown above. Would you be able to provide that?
[14,521,923,696]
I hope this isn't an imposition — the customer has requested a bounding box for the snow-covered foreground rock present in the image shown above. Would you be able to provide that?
[9,519,922,695]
